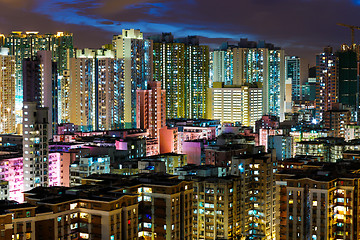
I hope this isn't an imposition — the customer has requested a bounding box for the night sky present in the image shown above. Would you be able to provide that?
[1,0,360,73]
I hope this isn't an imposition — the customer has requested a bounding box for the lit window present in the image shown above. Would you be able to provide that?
[70,223,78,230]
[143,187,152,193]
[80,213,89,219]
[80,233,89,239]
[143,222,152,228]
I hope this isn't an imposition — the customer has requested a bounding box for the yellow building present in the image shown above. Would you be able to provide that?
[231,150,277,240]
[207,82,262,127]
[192,176,242,239]
[152,34,209,119]
[1,31,73,125]
[0,52,15,134]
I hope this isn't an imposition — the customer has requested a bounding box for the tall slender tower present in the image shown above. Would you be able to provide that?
[23,102,49,192]
[112,29,153,128]
[0,48,15,134]
[315,47,338,121]
[338,44,358,120]
[285,56,301,101]
[23,51,57,138]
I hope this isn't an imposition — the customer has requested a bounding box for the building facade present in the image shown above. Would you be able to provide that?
[210,40,285,120]
[69,48,123,131]
[2,31,73,124]
[285,56,301,101]
[136,81,166,138]
[22,102,49,192]
[315,47,338,121]
[0,50,15,134]
[231,150,277,239]
[112,29,153,128]
[207,82,263,127]
[277,166,360,240]
[23,50,58,137]
[192,176,242,239]
[152,33,209,119]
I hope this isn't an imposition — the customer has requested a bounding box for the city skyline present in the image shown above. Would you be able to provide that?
[2,1,360,239]
[0,0,359,67]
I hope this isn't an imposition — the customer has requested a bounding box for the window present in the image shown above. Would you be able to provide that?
[70,223,78,230]
[80,233,89,239]
[143,223,152,228]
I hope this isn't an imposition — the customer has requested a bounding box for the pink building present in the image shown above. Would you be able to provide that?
[136,81,166,138]
[182,141,202,165]
[49,152,71,187]
[0,152,70,203]
[53,134,76,142]
[146,138,160,156]
[259,129,284,151]
[255,115,280,133]
[159,126,179,154]
[0,155,23,202]
[181,126,217,141]
[57,123,77,135]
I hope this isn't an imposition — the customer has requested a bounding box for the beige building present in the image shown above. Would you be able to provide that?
[84,174,193,240]
[2,185,139,240]
[69,48,122,131]
[277,163,360,240]
[112,29,153,128]
[0,51,15,134]
[207,82,262,127]
[192,176,242,239]
[231,149,277,240]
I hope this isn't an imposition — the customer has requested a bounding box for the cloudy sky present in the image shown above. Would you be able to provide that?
[0,0,359,69]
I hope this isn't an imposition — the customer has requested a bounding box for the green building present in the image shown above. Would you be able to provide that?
[152,33,209,119]
[338,46,358,114]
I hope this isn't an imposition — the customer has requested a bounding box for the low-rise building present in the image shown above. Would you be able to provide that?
[277,161,360,240]
[70,156,111,186]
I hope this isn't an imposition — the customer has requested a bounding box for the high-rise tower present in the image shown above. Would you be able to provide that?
[315,47,338,121]
[136,81,166,138]
[338,44,358,120]
[23,51,58,137]
[0,48,15,134]
[23,102,49,192]
[2,31,73,124]
[112,29,153,128]
[211,39,285,120]
[152,33,209,119]
[69,48,123,131]
[285,56,301,101]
